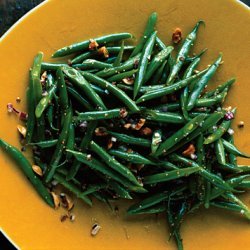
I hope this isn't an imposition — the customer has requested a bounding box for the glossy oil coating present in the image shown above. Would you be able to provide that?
[0,0,249,249]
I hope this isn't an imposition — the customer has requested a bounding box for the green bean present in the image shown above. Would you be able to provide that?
[53,173,92,206]
[71,46,135,64]
[107,69,137,82]
[204,108,236,144]
[68,150,146,193]
[166,111,225,154]
[166,21,204,85]
[41,62,68,71]
[108,131,151,147]
[116,83,163,94]
[195,88,228,107]
[82,72,139,112]
[90,141,141,186]
[26,72,35,143]
[151,130,162,154]
[222,138,250,158]
[62,67,107,110]
[74,59,113,70]
[130,12,157,58]
[109,149,154,165]
[67,121,98,180]
[53,33,133,57]
[133,31,157,98]
[46,105,59,131]
[237,181,250,189]
[81,183,107,196]
[226,134,237,166]
[221,192,250,220]
[35,84,56,118]
[143,110,185,124]
[0,139,54,207]
[113,41,124,67]
[66,123,75,160]
[196,134,206,201]
[215,139,226,165]
[127,191,169,215]
[144,46,174,83]
[136,69,207,104]
[210,200,244,213]
[203,78,235,98]
[66,86,94,111]
[185,48,207,63]
[28,139,58,148]
[96,54,141,79]
[143,166,200,184]
[108,181,132,199]
[151,60,168,85]
[155,114,206,156]
[129,203,166,215]
[45,106,72,183]
[75,108,126,121]
[187,54,222,111]
[31,52,45,140]
[156,36,167,50]
[169,154,234,192]
[154,103,181,112]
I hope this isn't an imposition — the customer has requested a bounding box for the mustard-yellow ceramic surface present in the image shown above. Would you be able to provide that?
[0,0,249,249]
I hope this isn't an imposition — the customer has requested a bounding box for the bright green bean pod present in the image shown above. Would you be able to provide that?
[130,12,157,57]
[75,108,127,121]
[90,141,141,186]
[156,36,167,50]
[66,86,94,111]
[127,191,169,215]
[46,105,59,131]
[169,154,234,192]
[108,131,151,147]
[0,139,54,207]
[154,103,181,112]
[155,114,206,156]
[107,69,137,82]
[143,46,174,83]
[108,181,132,199]
[151,60,168,85]
[62,67,107,110]
[187,54,222,111]
[226,134,237,166]
[166,21,204,85]
[129,203,166,215]
[83,72,139,112]
[109,149,154,165]
[133,31,157,98]
[41,62,68,71]
[71,46,135,64]
[166,111,225,154]
[26,72,35,143]
[53,173,92,206]
[210,200,244,213]
[136,69,207,104]
[75,59,113,70]
[204,108,236,144]
[66,123,75,160]
[81,183,107,196]
[237,181,250,189]
[96,53,141,78]
[143,166,200,184]
[222,138,250,158]
[28,139,58,148]
[117,83,163,94]
[45,106,73,183]
[222,192,250,220]
[113,41,124,67]
[68,150,147,193]
[143,110,185,124]
[203,78,235,98]
[56,68,69,112]
[52,33,133,57]
[215,139,226,165]
[35,84,56,118]
[151,130,162,154]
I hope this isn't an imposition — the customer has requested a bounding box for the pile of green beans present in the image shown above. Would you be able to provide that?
[1,12,249,250]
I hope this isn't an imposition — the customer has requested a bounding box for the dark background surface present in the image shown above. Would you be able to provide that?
[0,0,249,249]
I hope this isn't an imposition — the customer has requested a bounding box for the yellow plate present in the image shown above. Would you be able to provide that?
[0,0,250,249]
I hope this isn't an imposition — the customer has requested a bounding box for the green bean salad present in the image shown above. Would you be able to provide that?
[1,12,250,250]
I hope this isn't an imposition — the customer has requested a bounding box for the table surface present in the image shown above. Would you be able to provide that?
[0,0,249,36]
[0,0,249,249]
